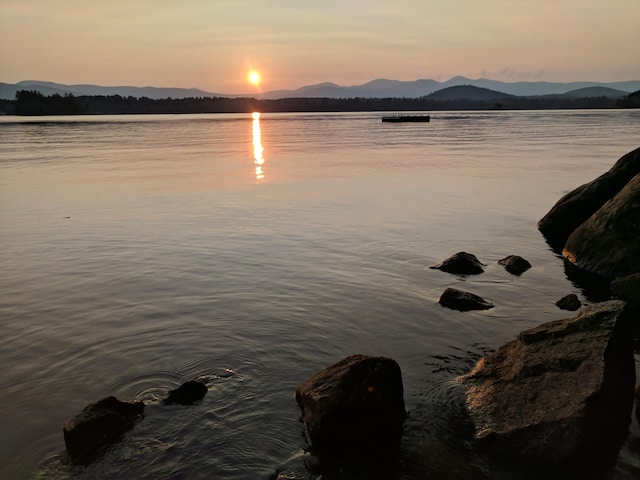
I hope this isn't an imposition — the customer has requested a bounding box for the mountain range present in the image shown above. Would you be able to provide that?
[1,77,639,101]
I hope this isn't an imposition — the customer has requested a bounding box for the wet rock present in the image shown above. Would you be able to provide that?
[555,293,581,311]
[538,147,640,251]
[438,287,494,312]
[63,396,144,459]
[430,252,485,275]
[497,255,531,275]
[611,273,640,305]
[563,173,640,281]
[163,380,208,405]
[295,354,406,464]
[458,300,635,471]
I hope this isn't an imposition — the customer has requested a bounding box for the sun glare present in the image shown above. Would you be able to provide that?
[248,70,261,86]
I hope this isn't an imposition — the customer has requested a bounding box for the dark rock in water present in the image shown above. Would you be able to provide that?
[563,173,640,281]
[438,287,494,311]
[295,354,406,465]
[497,255,531,275]
[430,251,485,275]
[63,396,144,459]
[163,380,208,405]
[611,272,640,304]
[611,273,640,305]
[555,293,581,311]
[538,147,640,251]
[458,300,635,471]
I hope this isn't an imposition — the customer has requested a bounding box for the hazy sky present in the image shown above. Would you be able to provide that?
[2,0,639,93]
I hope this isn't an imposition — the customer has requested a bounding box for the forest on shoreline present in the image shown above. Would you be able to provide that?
[2,89,639,116]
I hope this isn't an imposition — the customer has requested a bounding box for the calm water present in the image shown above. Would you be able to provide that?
[1,110,639,479]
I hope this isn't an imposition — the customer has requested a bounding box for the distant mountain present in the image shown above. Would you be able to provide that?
[2,77,639,101]
[259,77,640,99]
[424,85,515,101]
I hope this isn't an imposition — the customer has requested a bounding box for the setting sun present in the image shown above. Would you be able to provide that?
[248,70,261,85]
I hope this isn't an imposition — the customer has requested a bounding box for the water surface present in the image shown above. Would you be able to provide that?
[1,110,639,479]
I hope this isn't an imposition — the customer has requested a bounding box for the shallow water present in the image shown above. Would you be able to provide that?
[1,110,639,479]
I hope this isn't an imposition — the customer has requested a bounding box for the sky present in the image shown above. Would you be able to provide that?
[2,0,639,94]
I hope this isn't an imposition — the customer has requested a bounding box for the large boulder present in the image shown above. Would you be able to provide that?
[563,173,640,281]
[63,396,145,459]
[295,354,406,464]
[458,300,635,471]
[538,147,640,251]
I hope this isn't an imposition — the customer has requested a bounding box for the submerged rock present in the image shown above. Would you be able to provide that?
[555,293,581,311]
[438,287,494,312]
[458,300,635,471]
[295,354,406,464]
[563,173,640,281]
[163,380,208,405]
[63,396,144,459]
[430,252,485,275]
[538,147,640,251]
[497,255,531,275]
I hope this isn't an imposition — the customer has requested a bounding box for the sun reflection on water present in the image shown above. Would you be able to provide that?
[251,112,265,180]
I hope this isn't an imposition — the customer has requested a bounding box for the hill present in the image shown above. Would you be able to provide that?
[555,87,629,98]
[424,85,515,101]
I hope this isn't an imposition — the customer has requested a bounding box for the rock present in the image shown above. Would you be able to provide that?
[555,293,581,311]
[438,287,494,311]
[562,173,640,281]
[295,354,406,464]
[430,252,485,275]
[498,255,532,275]
[636,385,640,424]
[63,396,145,459]
[163,380,208,405]
[611,273,640,305]
[538,147,640,251]
[458,300,635,471]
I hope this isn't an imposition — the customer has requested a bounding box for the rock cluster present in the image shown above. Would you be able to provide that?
[63,380,207,460]
[538,147,640,286]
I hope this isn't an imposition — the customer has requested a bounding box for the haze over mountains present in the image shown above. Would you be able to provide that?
[1,77,638,101]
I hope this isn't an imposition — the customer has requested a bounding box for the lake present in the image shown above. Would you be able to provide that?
[1,110,639,479]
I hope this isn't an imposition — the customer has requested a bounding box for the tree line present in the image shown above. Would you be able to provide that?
[2,89,639,116]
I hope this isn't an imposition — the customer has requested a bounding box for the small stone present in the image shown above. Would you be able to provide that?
[430,252,485,275]
[163,380,208,405]
[63,396,144,459]
[498,255,532,275]
[555,294,581,311]
[438,287,494,312]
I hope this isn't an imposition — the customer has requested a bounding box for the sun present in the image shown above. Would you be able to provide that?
[248,70,261,86]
